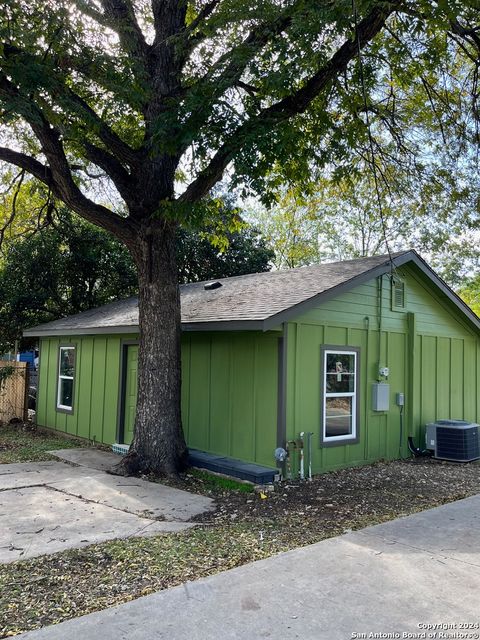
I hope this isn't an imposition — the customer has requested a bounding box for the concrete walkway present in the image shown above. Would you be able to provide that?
[0,450,214,562]
[17,494,480,639]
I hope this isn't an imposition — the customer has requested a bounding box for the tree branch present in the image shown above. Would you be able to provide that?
[63,86,140,167]
[71,0,111,28]
[99,0,149,77]
[83,142,135,206]
[0,145,132,240]
[0,63,137,239]
[180,1,299,137]
[0,147,53,185]
[147,0,188,101]
[450,17,480,53]
[180,1,400,203]
[182,0,221,46]
[2,42,140,167]
[235,80,260,97]
[0,170,25,249]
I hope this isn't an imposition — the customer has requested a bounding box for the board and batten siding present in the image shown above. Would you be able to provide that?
[286,265,480,474]
[37,330,279,469]
[36,335,124,444]
[181,332,279,468]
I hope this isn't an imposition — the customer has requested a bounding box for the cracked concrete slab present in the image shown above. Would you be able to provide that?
[0,485,191,563]
[0,450,215,563]
[0,461,95,490]
[49,473,213,521]
[47,448,214,521]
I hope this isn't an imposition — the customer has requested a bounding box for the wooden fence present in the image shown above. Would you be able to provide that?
[0,361,29,423]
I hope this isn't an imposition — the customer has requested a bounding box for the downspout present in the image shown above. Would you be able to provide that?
[407,311,416,441]
[364,315,370,460]
[35,340,42,426]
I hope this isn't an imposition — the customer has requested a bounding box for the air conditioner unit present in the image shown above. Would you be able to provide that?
[425,420,480,462]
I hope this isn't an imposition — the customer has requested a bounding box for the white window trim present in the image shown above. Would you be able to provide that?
[323,349,357,443]
[57,346,75,411]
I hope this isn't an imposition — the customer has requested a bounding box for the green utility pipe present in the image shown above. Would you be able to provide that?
[377,275,383,380]
[406,312,417,438]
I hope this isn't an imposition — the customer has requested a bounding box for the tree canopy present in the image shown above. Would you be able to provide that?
[250,162,480,282]
[176,224,273,284]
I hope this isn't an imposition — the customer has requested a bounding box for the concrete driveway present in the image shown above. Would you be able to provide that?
[0,449,214,562]
[17,493,480,639]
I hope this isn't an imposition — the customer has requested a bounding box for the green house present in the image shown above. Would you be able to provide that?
[24,250,480,478]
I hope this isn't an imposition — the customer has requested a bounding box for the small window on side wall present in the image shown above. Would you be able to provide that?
[321,347,359,446]
[57,346,75,411]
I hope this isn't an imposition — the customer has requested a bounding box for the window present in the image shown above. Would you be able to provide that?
[57,346,75,411]
[321,348,359,445]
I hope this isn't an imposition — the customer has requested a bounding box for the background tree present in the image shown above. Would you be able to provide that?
[458,276,480,318]
[0,171,56,248]
[250,160,480,279]
[248,1,480,281]
[177,224,273,283]
[0,1,478,474]
[0,211,138,353]
[0,206,273,352]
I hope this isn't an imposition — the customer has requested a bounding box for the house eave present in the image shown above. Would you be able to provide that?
[23,325,140,338]
[182,320,266,332]
[404,251,480,332]
[263,258,397,330]
[24,319,268,338]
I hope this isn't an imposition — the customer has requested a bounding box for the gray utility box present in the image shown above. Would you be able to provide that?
[372,383,390,411]
[426,420,480,462]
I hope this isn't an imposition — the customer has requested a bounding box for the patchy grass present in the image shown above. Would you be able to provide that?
[0,524,288,637]
[181,469,254,493]
[0,423,89,464]
[1,454,480,637]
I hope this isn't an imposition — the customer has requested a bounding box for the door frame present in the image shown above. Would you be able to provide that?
[116,339,139,444]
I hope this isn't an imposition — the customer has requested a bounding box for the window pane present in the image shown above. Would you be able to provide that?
[326,373,354,393]
[59,378,73,408]
[60,348,75,377]
[325,397,353,437]
[325,353,355,393]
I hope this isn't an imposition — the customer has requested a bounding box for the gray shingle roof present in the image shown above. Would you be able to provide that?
[25,249,478,336]
[180,252,403,323]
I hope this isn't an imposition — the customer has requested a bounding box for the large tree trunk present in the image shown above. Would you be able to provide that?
[114,220,188,476]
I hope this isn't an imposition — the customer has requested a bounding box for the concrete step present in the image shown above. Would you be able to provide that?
[188,449,278,484]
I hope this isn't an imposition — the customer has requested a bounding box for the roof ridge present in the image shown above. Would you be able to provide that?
[181,250,409,289]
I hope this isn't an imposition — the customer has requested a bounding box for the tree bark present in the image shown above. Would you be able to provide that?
[113,220,188,476]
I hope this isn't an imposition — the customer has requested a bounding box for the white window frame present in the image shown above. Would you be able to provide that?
[322,349,358,443]
[57,346,75,411]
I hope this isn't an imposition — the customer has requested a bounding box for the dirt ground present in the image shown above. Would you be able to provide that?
[186,456,480,545]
